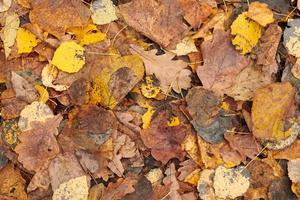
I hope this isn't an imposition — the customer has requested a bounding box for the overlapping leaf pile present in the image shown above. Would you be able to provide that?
[1,0,300,199]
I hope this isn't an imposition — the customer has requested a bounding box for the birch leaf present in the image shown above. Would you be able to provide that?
[91,0,118,25]
[16,28,39,54]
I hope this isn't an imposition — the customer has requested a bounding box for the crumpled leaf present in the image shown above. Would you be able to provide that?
[29,0,91,38]
[51,41,85,73]
[0,0,11,12]
[122,176,153,200]
[171,37,198,56]
[27,169,50,192]
[52,176,90,200]
[248,2,274,27]
[252,82,296,140]
[41,64,69,91]
[288,158,300,183]
[130,45,191,93]
[163,163,182,200]
[89,48,144,109]
[0,164,27,200]
[283,19,300,58]
[142,106,155,129]
[15,115,62,172]
[197,30,250,95]
[34,84,49,103]
[16,28,39,54]
[213,165,250,199]
[231,12,262,54]
[0,13,20,58]
[140,110,187,164]
[91,0,118,25]
[48,153,86,191]
[119,0,189,49]
[11,71,38,103]
[18,101,54,131]
[268,139,300,160]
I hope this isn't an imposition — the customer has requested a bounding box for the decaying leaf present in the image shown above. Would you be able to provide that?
[145,168,164,184]
[91,0,118,25]
[41,64,69,91]
[252,82,296,140]
[51,41,85,73]
[52,175,90,200]
[197,169,215,200]
[197,30,250,95]
[0,164,27,200]
[29,0,91,38]
[130,45,191,93]
[140,76,161,99]
[1,119,22,147]
[213,165,250,199]
[231,12,262,54]
[140,110,187,164]
[247,160,276,188]
[248,2,274,27]
[27,169,50,192]
[268,139,300,160]
[119,0,189,49]
[284,19,300,58]
[288,158,300,183]
[0,0,11,12]
[15,115,62,172]
[11,71,38,103]
[0,13,20,58]
[268,176,297,200]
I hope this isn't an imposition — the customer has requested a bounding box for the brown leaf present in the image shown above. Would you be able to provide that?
[268,176,297,199]
[27,169,50,192]
[140,111,187,164]
[29,0,90,38]
[247,160,276,188]
[220,143,243,166]
[196,29,250,95]
[224,133,261,159]
[15,115,62,172]
[288,158,300,183]
[48,152,86,190]
[100,177,137,200]
[68,78,90,105]
[11,72,38,103]
[269,139,300,160]
[119,0,189,49]
[252,82,296,140]
[130,45,191,93]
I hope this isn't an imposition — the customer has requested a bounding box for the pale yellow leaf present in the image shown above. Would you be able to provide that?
[0,0,12,12]
[42,64,69,91]
[171,37,198,56]
[91,0,118,25]
[248,2,274,27]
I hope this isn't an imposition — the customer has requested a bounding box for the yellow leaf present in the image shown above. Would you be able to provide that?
[89,48,144,109]
[184,169,201,186]
[0,14,20,58]
[167,116,180,127]
[171,37,198,56]
[221,102,230,112]
[91,0,118,25]
[140,76,160,98]
[145,168,164,184]
[52,41,85,73]
[53,176,89,200]
[42,64,69,91]
[16,27,39,54]
[231,12,262,54]
[224,161,237,168]
[68,24,106,46]
[142,106,155,129]
[1,119,21,147]
[248,2,274,27]
[182,134,202,165]
[35,84,49,103]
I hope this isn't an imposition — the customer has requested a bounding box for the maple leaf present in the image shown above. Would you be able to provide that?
[130,45,191,93]
[119,0,189,49]
[197,30,250,95]
[15,115,62,172]
[140,110,187,164]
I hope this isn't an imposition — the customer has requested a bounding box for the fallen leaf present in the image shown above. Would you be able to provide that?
[75,150,100,174]
[34,84,49,103]
[68,78,90,105]
[197,30,250,95]
[247,160,276,188]
[29,0,91,38]
[16,28,39,54]
[145,168,164,184]
[51,41,85,73]
[27,169,50,192]
[269,139,300,161]
[0,0,11,12]
[52,175,90,200]
[142,106,155,129]
[0,14,20,58]
[163,163,182,200]
[248,2,274,27]
[220,143,243,167]
[0,164,27,200]
[283,19,300,57]
[130,45,191,93]
[41,64,69,91]
[122,176,153,200]
[268,176,297,199]
[119,0,189,49]
[288,158,300,183]
[18,101,54,131]
[197,169,215,200]
[15,115,62,172]
[171,37,198,56]
[140,76,161,99]
[213,165,250,199]
[252,82,296,140]
[1,119,22,147]
[11,71,38,103]
[231,12,262,54]
[91,0,118,25]
[182,133,202,166]
[140,110,187,164]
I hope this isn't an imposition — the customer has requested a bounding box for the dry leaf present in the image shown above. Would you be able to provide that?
[27,169,50,192]
[41,64,69,91]
[0,0,11,12]
[248,2,274,27]
[247,160,276,188]
[15,115,62,172]
[284,19,300,58]
[91,0,118,25]
[269,140,300,160]
[140,110,187,164]
[197,30,250,95]
[288,159,300,183]
[130,45,191,93]
[268,176,297,199]
[119,0,189,49]
[16,28,39,54]
[197,169,215,200]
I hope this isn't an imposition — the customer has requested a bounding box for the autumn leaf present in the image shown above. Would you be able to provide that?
[130,45,191,93]
[41,64,69,91]
[283,19,300,58]
[0,119,21,147]
[91,0,118,25]
[16,28,40,54]
[15,115,62,172]
[248,2,274,27]
[0,0,11,12]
